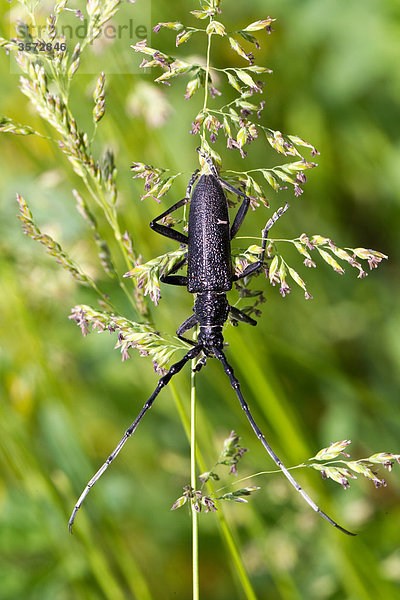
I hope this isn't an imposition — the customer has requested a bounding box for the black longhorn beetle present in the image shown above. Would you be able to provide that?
[69,151,354,536]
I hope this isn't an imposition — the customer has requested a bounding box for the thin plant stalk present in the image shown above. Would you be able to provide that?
[203,26,212,112]
[190,363,199,600]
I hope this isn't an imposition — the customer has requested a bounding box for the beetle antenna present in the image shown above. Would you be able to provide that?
[68,344,202,532]
[212,346,356,536]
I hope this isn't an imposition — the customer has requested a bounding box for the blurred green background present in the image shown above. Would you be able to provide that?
[1,0,400,599]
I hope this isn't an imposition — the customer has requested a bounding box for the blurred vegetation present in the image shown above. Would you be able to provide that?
[1,0,400,599]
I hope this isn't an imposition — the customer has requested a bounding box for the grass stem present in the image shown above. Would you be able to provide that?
[170,382,258,600]
[191,360,199,600]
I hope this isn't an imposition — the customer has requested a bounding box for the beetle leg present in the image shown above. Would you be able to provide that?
[232,260,263,282]
[229,305,257,326]
[218,177,249,201]
[150,197,190,245]
[215,174,251,240]
[233,203,290,282]
[176,313,198,345]
[150,169,200,245]
[230,192,251,240]
[160,254,188,287]
[161,275,188,286]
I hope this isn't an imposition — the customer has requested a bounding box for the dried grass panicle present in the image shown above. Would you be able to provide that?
[54,0,69,17]
[85,0,122,47]
[124,248,187,305]
[12,22,115,188]
[16,55,95,179]
[122,231,138,267]
[171,428,258,513]
[171,486,217,514]
[306,441,399,491]
[72,189,116,278]
[0,117,41,136]
[121,231,148,315]
[101,148,118,203]
[3,4,147,314]
[16,194,90,284]
[297,234,388,279]
[0,37,19,53]
[69,305,189,372]
[73,189,97,230]
[94,234,117,278]
[217,430,248,476]
[367,452,400,471]
[311,440,352,461]
[68,46,80,79]
[131,162,183,203]
[93,72,106,123]
[233,245,263,275]
[311,464,356,490]
[217,487,260,504]
[46,14,56,42]
[246,232,389,303]
[200,431,248,484]
[132,22,318,186]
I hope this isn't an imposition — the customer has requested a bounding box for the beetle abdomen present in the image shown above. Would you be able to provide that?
[187,174,232,293]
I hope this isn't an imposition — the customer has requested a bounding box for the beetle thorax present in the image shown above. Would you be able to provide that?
[194,292,229,351]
